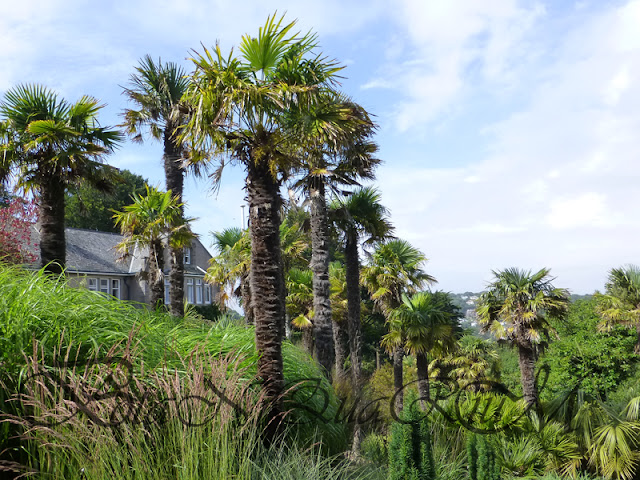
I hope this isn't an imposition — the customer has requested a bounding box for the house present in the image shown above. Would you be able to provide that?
[29,227,217,306]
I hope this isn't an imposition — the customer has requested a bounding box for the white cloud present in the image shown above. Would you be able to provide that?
[376,0,640,293]
[365,0,545,130]
[545,193,610,230]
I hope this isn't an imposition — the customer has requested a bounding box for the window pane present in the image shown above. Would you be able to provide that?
[111,279,120,299]
[204,284,211,304]
[184,248,191,265]
[164,280,170,305]
[100,279,109,294]
[88,278,98,291]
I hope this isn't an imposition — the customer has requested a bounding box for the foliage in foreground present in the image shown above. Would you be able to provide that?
[0,265,349,465]
[2,338,383,480]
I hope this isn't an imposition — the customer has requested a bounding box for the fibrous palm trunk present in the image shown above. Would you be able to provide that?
[149,238,165,309]
[517,339,538,406]
[39,175,66,275]
[241,272,254,325]
[332,316,349,384]
[310,181,334,377]
[246,155,285,435]
[164,128,185,317]
[393,346,404,415]
[345,233,363,388]
[416,353,430,411]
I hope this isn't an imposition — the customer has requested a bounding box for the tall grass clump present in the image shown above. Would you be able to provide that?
[0,265,354,476]
[4,339,379,479]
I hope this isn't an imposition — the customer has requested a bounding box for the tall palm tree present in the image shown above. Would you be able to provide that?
[384,291,461,407]
[122,55,191,317]
[476,267,569,406]
[182,14,342,421]
[362,239,435,412]
[331,187,394,389]
[0,85,122,274]
[113,185,194,309]
[291,94,379,377]
[596,265,640,353]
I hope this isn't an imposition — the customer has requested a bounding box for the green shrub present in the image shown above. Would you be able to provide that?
[362,433,389,466]
[388,400,435,480]
[192,303,224,321]
[467,434,500,480]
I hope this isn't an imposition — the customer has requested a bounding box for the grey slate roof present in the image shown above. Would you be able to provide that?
[65,229,132,274]
[29,227,212,276]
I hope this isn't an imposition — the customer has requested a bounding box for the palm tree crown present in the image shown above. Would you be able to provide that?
[122,55,189,144]
[596,264,640,353]
[384,291,460,358]
[331,187,393,247]
[363,239,436,314]
[208,227,250,309]
[113,185,194,309]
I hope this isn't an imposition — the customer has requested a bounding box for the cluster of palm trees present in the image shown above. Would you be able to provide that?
[3,15,639,465]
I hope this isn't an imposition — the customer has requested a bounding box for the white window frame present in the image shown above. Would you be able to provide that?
[88,278,98,291]
[99,279,109,294]
[204,284,211,304]
[184,247,191,265]
[196,279,203,304]
[111,279,120,300]
[186,278,194,304]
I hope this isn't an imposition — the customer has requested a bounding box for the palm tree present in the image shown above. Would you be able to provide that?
[208,227,253,322]
[122,55,191,317]
[182,14,342,420]
[476,267,569,406]
[383,291,461,408]
[596,265,640,353]
[331,187,394,389]
[0,84,122,274]
[291,94,379,377]
[362,239,435,412]
[113,185,194,309]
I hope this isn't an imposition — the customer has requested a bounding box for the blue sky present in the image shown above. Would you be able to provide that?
[3,0,639,293]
